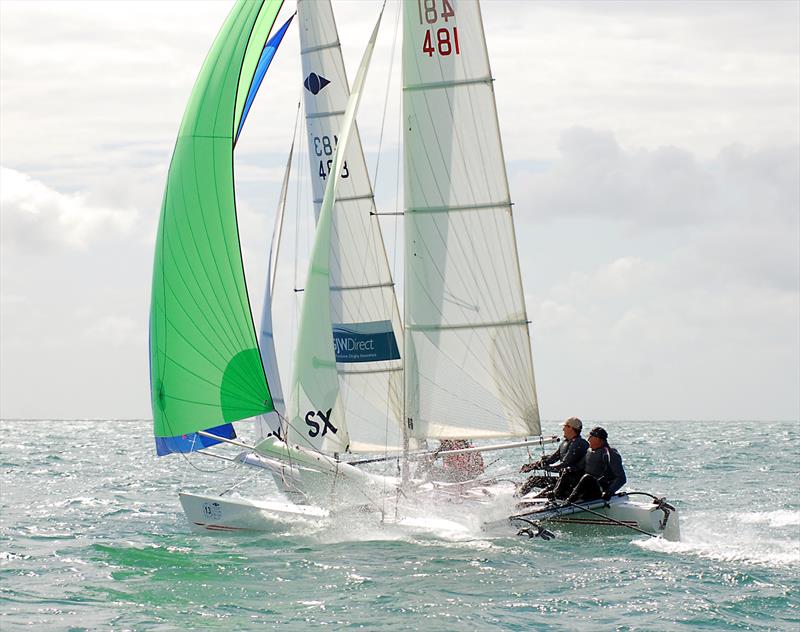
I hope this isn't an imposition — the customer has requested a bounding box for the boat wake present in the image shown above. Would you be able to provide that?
[633,509,800,568]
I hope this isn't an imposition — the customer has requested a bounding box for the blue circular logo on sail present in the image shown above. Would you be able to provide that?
[304,72,331,96]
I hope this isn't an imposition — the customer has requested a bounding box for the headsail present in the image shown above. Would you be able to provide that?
[255,106,299,441]
[150,0,285,455]
[297,0,405,453]
[236,14,295,144]
[402,0,540,439]
[287,6,386,454]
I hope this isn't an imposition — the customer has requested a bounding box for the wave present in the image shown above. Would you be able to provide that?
[634,509,800,568]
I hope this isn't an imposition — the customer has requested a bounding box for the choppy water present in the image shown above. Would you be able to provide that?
[1,419,798,630]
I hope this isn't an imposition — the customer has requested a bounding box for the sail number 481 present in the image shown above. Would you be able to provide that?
[417,0,460,58]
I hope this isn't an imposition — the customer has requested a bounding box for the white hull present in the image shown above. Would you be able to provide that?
[486,494,680,541]
[179,492,328,533]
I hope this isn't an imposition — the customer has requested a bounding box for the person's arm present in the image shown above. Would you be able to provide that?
[520,445,560,473]
[604,451,627,497]
[542,445,562,466]
[559,440,587,471]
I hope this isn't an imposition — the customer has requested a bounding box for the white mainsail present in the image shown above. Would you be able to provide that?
[287,6,387,454]
[297,0,405,453]
[402,0,540,439]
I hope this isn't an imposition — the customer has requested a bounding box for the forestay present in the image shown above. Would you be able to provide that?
[287,6,387,454]
[402,0,540,439]
[296,0,405,453]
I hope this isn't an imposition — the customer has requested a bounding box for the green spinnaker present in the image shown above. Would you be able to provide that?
[150,0,283,440]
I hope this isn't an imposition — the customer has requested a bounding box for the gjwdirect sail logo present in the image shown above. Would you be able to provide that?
[332,320,400,363]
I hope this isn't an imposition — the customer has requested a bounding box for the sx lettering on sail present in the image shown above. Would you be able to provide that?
[305,408,337,438]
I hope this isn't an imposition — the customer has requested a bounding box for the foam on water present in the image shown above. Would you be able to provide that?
[740,509,800,528]
[2,419,799,630]
[635,509,800,567]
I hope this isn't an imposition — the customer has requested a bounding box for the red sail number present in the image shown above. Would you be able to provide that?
[417,0,455,24]
[422,27,460,57]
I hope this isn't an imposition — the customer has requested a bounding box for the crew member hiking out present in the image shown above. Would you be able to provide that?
[566,426,627,503]
[518,417,588,498]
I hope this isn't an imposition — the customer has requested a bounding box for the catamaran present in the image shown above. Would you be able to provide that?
[150,0,679,541]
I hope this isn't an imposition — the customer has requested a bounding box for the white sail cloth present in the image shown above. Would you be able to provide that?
[255,134,294,441]
[296,0,405,453]
[402,0,540,439]
[287,6,389,454]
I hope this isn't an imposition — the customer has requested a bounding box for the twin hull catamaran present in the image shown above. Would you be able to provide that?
[150,0,679,540]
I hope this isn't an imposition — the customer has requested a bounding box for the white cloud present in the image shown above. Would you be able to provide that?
[0,166,137,250]
[0,1,797,420]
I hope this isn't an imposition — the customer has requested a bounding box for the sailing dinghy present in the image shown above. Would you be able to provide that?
[151,0,679,540]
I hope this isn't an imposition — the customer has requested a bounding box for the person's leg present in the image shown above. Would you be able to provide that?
[553,471,580,499]
[517,475,553,497]
[567,475,602,502]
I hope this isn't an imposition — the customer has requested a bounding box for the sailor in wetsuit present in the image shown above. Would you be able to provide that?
[518,417,588,498]
[566,426,627,503]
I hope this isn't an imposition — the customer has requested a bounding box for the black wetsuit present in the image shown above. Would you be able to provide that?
[568,444,627,502]
[519,436,588,497]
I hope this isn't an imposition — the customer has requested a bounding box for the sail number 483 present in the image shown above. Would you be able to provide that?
[417,0,460,58]
[312,134,349,181]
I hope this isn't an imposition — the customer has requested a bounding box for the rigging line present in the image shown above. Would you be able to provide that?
[269,100,302,296]
[371,0,401,189]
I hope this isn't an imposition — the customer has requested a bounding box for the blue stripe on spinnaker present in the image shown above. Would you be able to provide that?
[235,14,294,143]
[154,423,237,456]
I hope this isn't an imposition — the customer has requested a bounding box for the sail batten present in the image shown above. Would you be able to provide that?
[404,76,493,91]
[407,200,511,214]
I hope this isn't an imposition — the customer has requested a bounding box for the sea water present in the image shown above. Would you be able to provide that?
[1,420,798,630]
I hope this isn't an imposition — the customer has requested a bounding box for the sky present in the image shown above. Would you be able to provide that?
[0,0,798,422]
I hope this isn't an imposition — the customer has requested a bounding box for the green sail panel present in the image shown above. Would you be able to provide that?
[150,0,284,442]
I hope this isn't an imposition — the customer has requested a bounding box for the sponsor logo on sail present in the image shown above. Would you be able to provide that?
[304,72,330,95]
[332,320,401,363]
